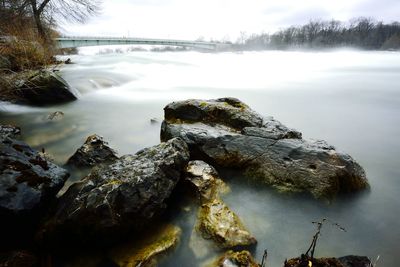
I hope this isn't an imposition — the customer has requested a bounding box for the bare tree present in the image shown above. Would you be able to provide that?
[28,0,102,41]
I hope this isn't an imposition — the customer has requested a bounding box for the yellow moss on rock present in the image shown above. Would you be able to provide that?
[110,224,181,267]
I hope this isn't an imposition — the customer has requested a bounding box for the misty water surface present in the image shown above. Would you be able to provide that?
[1,50,399,267]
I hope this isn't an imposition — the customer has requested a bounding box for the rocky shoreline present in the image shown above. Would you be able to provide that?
[0,98,371,266]
[0,69,77,106]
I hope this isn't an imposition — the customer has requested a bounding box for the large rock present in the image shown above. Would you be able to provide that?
[196,198,257,249]
[161,98,369,200]
[0,132,69,244]
[66,134,119,168]
[14,70,77,106]
[41,138,190,243]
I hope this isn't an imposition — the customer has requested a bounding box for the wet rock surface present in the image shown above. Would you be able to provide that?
[110,224,181,267]
[207,250,260,267]
[41,138,190,243]
[184,160,229,203]
[1,70,77,106]
[196,198,257,249]
[161,98,369,200]
[66,134,119,168]
[0,131,69,245]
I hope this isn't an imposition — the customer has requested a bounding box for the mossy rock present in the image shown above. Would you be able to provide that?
[110,224,181,267]
[196,198,256,248]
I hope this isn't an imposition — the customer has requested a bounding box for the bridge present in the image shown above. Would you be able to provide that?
[55,36,228,51]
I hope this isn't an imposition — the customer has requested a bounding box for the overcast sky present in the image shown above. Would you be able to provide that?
[61,0,400,41]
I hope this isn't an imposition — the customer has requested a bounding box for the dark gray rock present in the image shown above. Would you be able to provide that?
[41,138,190,243]
[15,70,77,106]
[0,133,69,243]
[338,255,372,267]
[161,98,369,200]
[66,134,119,168]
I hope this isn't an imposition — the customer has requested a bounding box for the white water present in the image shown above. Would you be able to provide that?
[1,50,400,266]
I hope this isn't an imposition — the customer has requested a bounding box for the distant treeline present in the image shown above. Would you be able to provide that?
[235,18,400,50]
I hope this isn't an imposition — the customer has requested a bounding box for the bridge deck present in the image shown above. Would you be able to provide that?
[55,36,223,50]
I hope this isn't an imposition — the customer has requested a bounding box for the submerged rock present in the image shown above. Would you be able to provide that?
[13,70,77,106]
[47,111,65,121]
[161,98,369,200]
[184,160,229,203]
[66,134,119,168]
[0,133,69,243]
[207,250,260,267]
[196,198,256,249]
[110,224,181,267]
[41,138,189,243]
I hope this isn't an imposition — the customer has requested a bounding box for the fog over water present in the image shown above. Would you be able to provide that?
[1,50,400,266]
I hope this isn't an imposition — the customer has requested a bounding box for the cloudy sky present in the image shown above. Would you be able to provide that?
[62,0,400,41]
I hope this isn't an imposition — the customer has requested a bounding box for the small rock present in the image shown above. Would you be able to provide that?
[66,134,119,168]
[47,111,64,121]
[196,198,257,249]
[150,118,159,124]
[0,124,21,139]
[185,160,230,203]
[207,250,260,267]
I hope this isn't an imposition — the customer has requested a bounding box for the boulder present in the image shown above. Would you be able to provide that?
[184,160,229,203]
[14,70,77,106]
[66,134,119,168]
[0,133,69,244]
[110,224,181,267]
[41,138,190,243]
[161,98,369,200]
[207,250,260,267]
[196,198,256,249]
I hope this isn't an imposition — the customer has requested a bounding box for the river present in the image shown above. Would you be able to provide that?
[1,49,399,267]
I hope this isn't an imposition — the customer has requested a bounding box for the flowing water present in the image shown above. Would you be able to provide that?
[1,49,400,267]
